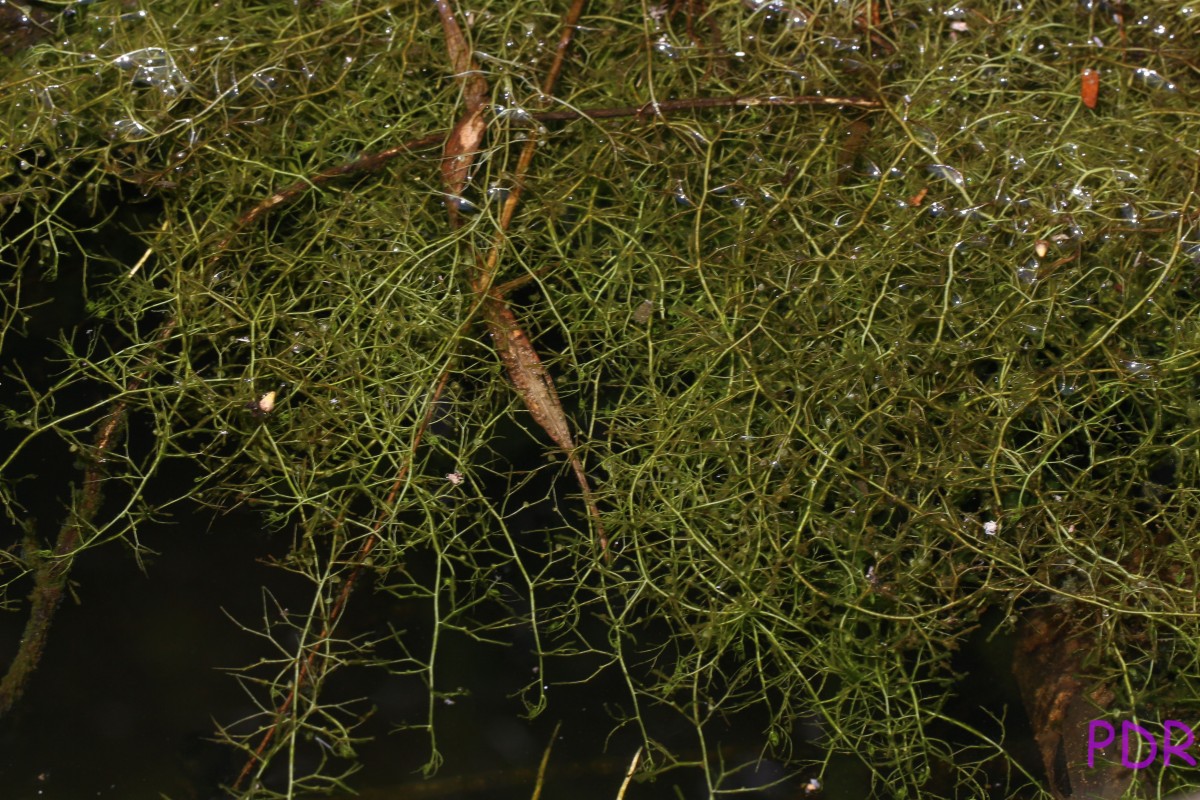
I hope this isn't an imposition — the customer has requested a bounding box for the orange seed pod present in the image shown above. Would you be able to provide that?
[1081,68,1100,109]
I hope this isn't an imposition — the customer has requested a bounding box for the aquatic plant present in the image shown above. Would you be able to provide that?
[3,0,1200,797]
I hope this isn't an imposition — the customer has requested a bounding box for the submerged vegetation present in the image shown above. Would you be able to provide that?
[3,0,1200,797]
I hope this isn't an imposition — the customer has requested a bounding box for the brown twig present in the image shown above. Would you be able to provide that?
[226,9,879,775]
[222,93,881,246]
[231,367,454,789]
[214,132,445,255]
[0,320,177,716]
[0,407,124,715]
[533,92,881,121]
[433,0,609,556]
[434,0,490,228]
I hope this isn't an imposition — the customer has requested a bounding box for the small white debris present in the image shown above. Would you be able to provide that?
[803,777,822,794]
[446,472,464,486]
[983,519,999,536]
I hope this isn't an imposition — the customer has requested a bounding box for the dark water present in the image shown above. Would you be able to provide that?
[0,505,1037,799]
[0,514,281,799]
[0,504,776,799]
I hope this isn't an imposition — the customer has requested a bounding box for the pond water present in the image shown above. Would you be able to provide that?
[0,502,1038,799]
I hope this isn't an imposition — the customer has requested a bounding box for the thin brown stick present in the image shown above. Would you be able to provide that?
[223,93,880,246]
[0,408,121,715]
[467,0,609,557]
[0,319,177,716]
[534,92,881,121]
[214,132,444,254]
[230,368,454,789]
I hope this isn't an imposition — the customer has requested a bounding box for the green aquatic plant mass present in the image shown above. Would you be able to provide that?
[3,0,1200,797]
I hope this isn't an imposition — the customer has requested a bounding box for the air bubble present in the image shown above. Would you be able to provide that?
[450,195,479,214]
[1016,257,1040,286]
[926,164,964,186]
[495,106,536,128]
[1134,67,1177,92]
[110,119,149,139]
[487,183,511,202]
[113,47,190,96]
[1119,359,1154,379]
[673,180,692,206]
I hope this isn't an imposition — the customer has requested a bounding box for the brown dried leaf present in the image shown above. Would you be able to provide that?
[1013,605,1136,799]
[485,300,574,451]
[484,298,608,555]
[442,108,486,201]
[435,1,606,557]
[434,0,489,220]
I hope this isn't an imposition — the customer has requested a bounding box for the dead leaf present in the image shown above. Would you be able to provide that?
[434,0,489,224]
[435,0,606,558]
[1013,605,1136,799]
[484,298,608,555]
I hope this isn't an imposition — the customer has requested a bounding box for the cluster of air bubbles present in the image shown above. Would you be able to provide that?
[112,47,190,97]
[1069,184,1094,211]
[1133,67,1176,92]
[1056,375,1080,397]
[502,23,545,51]
[711,183,751,210]
[109,118,149,140]
[864,162,903,181]
[743,0,809,29]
